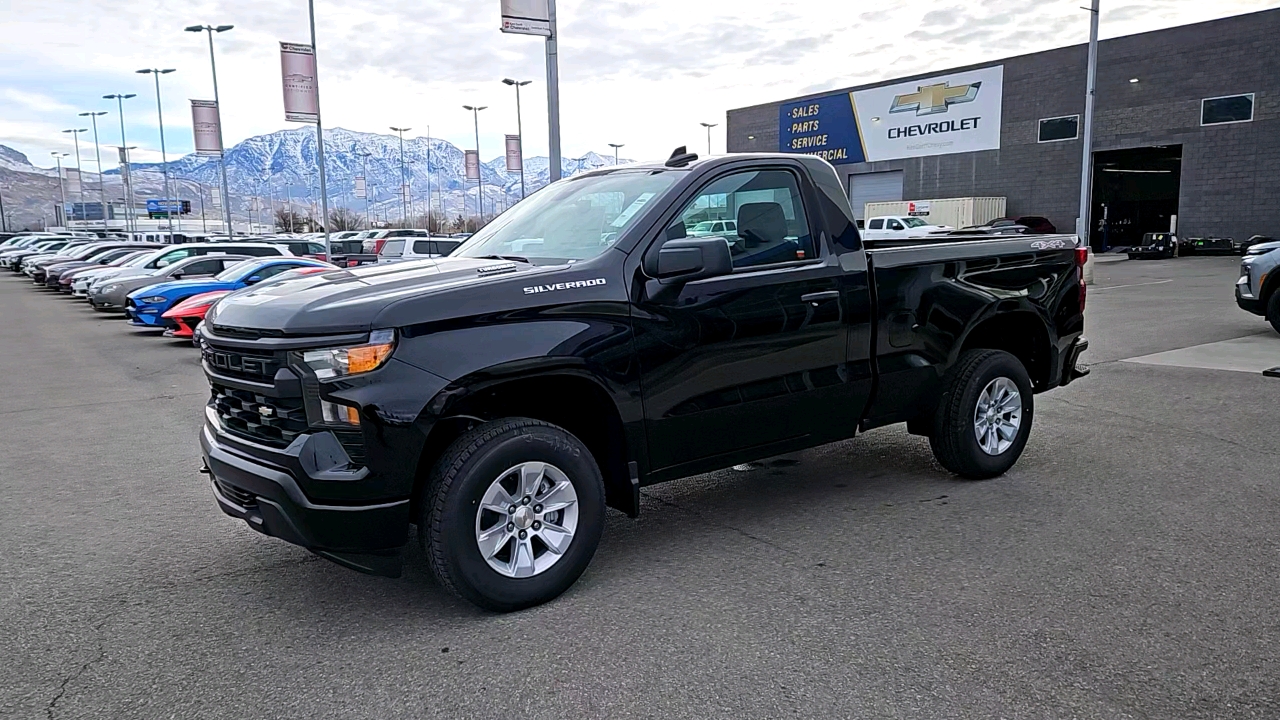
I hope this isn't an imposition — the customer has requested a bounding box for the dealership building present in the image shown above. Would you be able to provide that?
[726,9,1279,248]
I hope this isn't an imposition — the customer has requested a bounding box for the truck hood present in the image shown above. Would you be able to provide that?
[207,256,549,335]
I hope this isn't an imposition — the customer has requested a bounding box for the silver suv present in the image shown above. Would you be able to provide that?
[1236,237,1280,332]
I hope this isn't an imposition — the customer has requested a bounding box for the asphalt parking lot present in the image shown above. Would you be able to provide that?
[3,255,1278,719]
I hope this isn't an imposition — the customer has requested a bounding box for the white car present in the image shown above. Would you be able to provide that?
[377,237,463,264]
[862,215,953,241]
[687,220,738,238]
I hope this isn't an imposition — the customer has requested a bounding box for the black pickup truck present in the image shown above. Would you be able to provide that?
[199,150,1089,611]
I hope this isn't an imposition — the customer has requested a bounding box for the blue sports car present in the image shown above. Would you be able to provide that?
[125,257,334,328]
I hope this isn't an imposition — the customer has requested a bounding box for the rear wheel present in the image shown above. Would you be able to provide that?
[929,350,1034,479]
[421,418,606,612]
[1266,292,1280,335]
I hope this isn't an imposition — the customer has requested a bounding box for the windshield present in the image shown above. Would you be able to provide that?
[215,259,261,281]
[453,170,678,263]
[901,217,929,228]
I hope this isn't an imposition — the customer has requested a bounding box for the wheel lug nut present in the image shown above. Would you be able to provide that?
[519,530,527,539]
[506,523,515,532]
[532,521,541,530]
[522,496,531,505]
[508,505,518,514]
[533,504,542,513]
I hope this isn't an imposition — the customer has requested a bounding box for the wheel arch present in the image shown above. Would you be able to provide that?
[413,369,635,520]
[956,310,1054,391]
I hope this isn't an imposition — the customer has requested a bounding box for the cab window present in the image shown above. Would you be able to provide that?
[868,219,884,230]
[675,169,814,269]
[381,239,406,257]
[887,219,905,231]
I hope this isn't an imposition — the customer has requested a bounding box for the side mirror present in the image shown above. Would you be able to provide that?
[244,275,263,285]
[171,271,184,279]
[643,236,733,298]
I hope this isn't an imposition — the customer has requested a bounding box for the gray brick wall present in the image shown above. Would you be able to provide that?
[727,9,1280,242]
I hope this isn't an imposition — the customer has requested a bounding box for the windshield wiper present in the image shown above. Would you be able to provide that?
[477,254,532,264]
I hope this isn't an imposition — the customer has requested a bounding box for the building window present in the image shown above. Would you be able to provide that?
[1038,115,1080,143]
[1201,94,1254,125]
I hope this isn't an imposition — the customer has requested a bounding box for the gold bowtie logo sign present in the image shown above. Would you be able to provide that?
[890,82,981,116]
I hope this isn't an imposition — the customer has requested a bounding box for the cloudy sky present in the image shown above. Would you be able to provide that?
[2,0,1276,170]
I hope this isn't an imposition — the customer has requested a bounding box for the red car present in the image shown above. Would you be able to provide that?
[161,291,230,339]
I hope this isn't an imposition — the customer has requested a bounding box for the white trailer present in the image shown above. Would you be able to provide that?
[865,197,1007,231]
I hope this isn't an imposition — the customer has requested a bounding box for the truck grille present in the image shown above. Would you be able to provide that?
[211,383,308,447]
[201,346,282,382]
[214,478,257,508]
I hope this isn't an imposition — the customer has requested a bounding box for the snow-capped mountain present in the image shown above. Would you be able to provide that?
[121,127,631,219]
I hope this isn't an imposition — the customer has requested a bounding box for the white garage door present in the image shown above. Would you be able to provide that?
[848,171,904,220]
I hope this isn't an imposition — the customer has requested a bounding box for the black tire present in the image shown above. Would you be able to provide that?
[1266,292,1280,335]
[421,417,606,612]
[929,350,1034,479]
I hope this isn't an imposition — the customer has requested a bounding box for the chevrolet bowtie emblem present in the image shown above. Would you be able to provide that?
[258,405,275,417]
[891,82,981,116]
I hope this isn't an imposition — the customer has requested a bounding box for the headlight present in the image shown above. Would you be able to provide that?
[101,284,119,293]
[300,329,396,380]
[141,296,168,304]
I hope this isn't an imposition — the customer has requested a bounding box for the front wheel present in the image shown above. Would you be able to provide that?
[929,350,1035,479]
[1266,292,1280,335]
[421,418,606,612]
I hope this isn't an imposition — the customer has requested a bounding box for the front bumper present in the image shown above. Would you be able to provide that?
[1236,285,1263,316]
[200,413,411,577]
[1059,336,1090,387]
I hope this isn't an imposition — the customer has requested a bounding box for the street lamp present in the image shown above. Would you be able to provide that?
[700,122,718,155]
[608,143,625,166]
[502,79,531,199]
[116,146,137,234]
[104,94,137,231]
[51,152,70,226]
[390,126,411,225]
[137,68,177,243]
[79,111,108,231]
[185,23,235,236]
[61,128,88,224]
[463,105,487,219]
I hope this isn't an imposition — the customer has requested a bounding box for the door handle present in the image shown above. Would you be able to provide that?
[800,290,840,305]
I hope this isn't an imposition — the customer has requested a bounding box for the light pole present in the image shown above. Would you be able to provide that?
[116,146,137,233]
[61,128,87,226]
[502,79,531,199]
[51,152,69,226]
[79,111,108,231]
[463,105,487,219]
[1077,0,1101,255]
[104,93,137,232]
[185,23,235,236]
[137,68,177,243]
[424,125,432,231]
[390,126,410,225]
[700,122,717,155]
[608,143,624,166]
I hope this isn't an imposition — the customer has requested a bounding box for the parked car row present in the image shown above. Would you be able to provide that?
[0,232,336,345]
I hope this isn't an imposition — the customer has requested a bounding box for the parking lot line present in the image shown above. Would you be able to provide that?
[1092,279,1174,291]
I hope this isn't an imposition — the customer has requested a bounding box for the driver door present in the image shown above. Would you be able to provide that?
[632,167,860,475]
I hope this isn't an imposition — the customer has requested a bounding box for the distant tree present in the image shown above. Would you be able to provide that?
[275,208,307,233]
[328,208,364,231]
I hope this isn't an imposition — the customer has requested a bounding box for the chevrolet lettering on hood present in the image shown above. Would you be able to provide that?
[523,278,607,295]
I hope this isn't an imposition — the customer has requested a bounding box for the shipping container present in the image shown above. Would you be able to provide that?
[865,197,1007,230]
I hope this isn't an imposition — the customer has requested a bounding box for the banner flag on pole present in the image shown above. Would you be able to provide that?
[354,176,366,199]
[465,150,480,181]
[505,135,522,172]
[500,0,551,36]
[190,100,224,156]
[280,42,320,124]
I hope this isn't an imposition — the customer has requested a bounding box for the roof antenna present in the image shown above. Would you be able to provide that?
[665,146,699,168]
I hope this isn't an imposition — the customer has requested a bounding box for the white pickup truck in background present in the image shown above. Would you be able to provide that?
[862,215,954,241]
